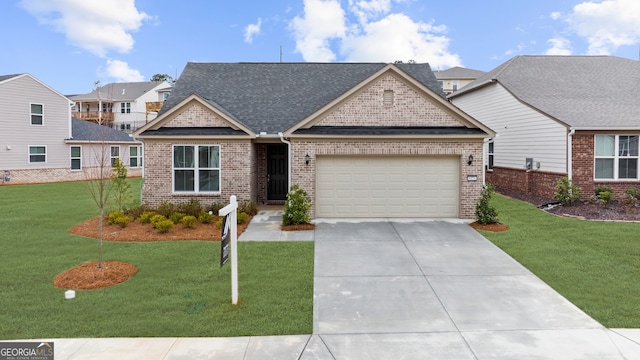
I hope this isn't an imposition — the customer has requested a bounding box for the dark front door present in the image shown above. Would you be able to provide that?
[267,144,288,200]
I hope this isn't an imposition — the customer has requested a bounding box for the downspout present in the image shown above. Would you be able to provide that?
[278,132,292,190]
[482,138,490,185]
[567,127,575,180]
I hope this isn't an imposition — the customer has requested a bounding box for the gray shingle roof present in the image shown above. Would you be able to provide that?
[434,66,485,80]
[450,55,640,129]
[160,62,445,134]
[0,74,23,83]
[71,118,135,142]
[69,81,166,102]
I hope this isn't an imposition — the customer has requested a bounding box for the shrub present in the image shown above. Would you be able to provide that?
[156,201,175,218]
[238,200,258,216]
[198,210,214,224]
[599,190,613,207]
[139,211,156,224]
[594,186,613,197]
[107,211,131,228]
[207,201,226,215]
[237,212,248,224]
[180,215,198,228]
[625,186,640,206]
[215,217,223,229]
[150,214,167,226]
[169,212,186,224]
[108,211,126,225]
[154,219,174,233]
[475,184,499,225]
[126,204,152,220]
[113,215,131,228]
[282,185,311,226]
[177,199,202,217]
[554,177,581,206]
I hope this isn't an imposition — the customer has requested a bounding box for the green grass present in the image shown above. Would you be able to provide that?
[478,194,640,328]
[0,180,313,339]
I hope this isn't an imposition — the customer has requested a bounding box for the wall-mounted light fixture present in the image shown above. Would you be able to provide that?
[305,154,311,165]
[467,154,474,166]
[4,171,10,182]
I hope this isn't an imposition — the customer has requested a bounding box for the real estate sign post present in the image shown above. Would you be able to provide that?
[218,195,239,304]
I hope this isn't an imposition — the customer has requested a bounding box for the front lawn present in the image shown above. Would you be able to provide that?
[479,194,640,328]
[0,180,313,339]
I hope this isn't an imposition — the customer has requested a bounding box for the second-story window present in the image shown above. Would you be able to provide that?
[31,104,43,125]
[120,102,131,114]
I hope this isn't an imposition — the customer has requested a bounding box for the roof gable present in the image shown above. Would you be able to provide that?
[134,94,255,138]
[157,62,447,135]
[451,55,640,129]
[286,65,494,137]
[434,66,486,80]
[0,73,72,104]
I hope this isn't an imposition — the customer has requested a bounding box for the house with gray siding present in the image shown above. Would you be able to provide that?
[134,62,494,219]
[0,73,141,185]
[449,55,640,200]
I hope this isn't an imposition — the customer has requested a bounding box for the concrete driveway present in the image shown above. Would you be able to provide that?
[307,219,639,360]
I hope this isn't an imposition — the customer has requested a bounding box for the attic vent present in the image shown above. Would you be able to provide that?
[383,90,394,106]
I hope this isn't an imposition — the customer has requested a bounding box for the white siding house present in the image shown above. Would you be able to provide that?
[0,73,141,185]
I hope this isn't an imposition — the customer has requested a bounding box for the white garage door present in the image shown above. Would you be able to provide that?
[316,156,460,218]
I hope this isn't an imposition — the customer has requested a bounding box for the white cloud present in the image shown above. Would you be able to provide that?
[20,0,149,57]
[244,18,263,44]
[102,59,145,82]
[289,0,460,68]
[550,12,562,20]
[546,37,573,55]
[567,0,640,55]
[342,13,461,68]
[504,42,526,56]
[290,0,347,62]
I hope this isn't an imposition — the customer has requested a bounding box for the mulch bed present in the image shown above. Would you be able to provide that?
[54,261,138,290]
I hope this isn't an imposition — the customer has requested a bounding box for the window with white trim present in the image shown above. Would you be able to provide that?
[383,90,394,106]
[594,135,638,180]
[110,146,120,167]
[31,103,43,125]
[173,145,220,193]
[129,145,142,168]
[120,102,131,114]
[487,139,494,170]
[70,146,82,170]
[29,146,46,163]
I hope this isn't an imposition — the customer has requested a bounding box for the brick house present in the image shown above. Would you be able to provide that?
[0,73,141,185]
[450,55,640,200]
[133,62,494,219]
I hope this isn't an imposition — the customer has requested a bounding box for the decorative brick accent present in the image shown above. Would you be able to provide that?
[485,167,565,199]
[290,139,484,219]
[0,167,142,185]
[164,103,231,128]
[315,74,461,127]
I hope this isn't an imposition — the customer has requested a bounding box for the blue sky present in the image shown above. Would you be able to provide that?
[2,0,639,95]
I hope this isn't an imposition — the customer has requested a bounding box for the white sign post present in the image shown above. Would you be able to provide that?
[218,195,239,305]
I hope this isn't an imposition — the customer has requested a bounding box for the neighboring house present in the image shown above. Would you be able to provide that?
[69,81,171,133]
[434,66,485,95]
[0,73,141,185]
[449,55,640,200]
[134,62,494,219]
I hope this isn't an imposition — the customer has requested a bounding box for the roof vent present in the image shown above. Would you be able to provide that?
[122,89,125,95]
[383,90,394,106]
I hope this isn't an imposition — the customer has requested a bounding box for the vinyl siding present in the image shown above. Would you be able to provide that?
[0,75,71,170]
[452,83,567,173]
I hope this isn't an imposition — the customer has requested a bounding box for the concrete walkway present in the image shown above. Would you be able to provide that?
[9,212,640,359]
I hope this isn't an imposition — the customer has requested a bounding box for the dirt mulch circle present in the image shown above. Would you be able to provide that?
[54,261,138,290]
[469,221,509,232]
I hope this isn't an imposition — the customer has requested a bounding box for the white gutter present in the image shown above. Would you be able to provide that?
[567,127,575,180]
[278,132,292,189]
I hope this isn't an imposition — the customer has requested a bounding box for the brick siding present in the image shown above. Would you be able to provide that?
[0,167,142,185]
[485,167,565,199]
[164,103,230,128]
[141,139,255,208]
